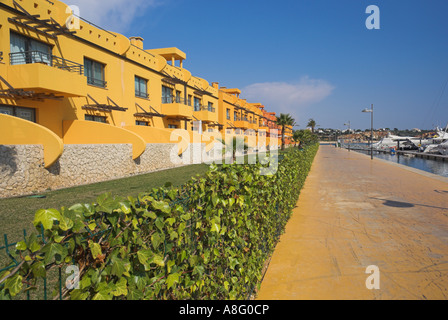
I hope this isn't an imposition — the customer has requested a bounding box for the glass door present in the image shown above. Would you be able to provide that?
[10,32,51,65]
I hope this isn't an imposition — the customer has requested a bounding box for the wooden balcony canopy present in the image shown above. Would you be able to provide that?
[162,77,181,86]
[82,95,128,112]
[208,122,224,128]
[134,103,166,118]
[234,105,248,111]
[8,0,76,39]
[193,85,214,97]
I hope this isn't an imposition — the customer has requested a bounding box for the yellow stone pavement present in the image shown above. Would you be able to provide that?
[256,145,448,300]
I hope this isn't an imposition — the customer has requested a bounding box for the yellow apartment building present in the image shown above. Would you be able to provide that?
[0,0,223,163]
[0,0,290,198]
[214,85,273,149]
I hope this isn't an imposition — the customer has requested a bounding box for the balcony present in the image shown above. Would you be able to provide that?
[10,51,84,74]
[193,105,217,123]
[161,96,193,119]
[248,120,258,130]
[7,51,87,97]
[233,117,249,129]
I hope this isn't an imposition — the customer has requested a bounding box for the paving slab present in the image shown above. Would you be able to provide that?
[257,145,448,300]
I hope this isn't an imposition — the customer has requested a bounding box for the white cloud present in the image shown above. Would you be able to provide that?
[67,0,160,32]
[242,76,335,119]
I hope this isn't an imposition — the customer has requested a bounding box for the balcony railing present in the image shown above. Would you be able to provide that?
[194,105,216,113]
[10,51,84,74]
[162,96,190,105]
[135,90,149,99]
[87,77,107,88]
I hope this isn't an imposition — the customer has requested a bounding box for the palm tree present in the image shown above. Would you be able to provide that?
[294,129,318,148]
[292,130,302,148]
[276,113,295,150]
[307,118,317,133]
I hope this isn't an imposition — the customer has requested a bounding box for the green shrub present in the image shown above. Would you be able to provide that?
[0,144,319,300]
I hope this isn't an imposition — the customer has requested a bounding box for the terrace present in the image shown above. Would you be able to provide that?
[161,96,193,119]
[9,51,84,74]
[3,51,87,98]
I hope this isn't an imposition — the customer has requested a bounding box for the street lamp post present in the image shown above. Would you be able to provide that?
[344,121,351,151]
[362,104,374,160]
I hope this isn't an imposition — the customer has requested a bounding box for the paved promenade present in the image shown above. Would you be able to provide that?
[257,145,448,300]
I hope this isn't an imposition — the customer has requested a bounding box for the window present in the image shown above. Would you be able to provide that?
[0,105,36,122]
[84,58,106,88]
[194,97,201,111]
[207,102,214,112]
[168,124,178,129]
[135,76,148,98]
[85,114,106,123]
[187,95,192,106]
[10,32,52,65]
[175,91,182,103]
[136,120,149,126]
[162,85,173,103]
[234,112,238,121]
[226,108,230,120]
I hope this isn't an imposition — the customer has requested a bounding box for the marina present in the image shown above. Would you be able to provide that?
[343,145,448,178]
[351,148,448,161]
[337,126,448,177]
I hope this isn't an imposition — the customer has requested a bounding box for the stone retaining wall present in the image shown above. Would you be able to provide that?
[0,143,210,199]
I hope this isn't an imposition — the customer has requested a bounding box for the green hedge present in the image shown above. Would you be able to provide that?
[0,144,319,300]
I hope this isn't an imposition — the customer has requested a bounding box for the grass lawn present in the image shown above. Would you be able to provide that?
[0,163,210,242]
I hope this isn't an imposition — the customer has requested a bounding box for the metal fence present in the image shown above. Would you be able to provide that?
[9,51,84,75]
[0,226,52,300]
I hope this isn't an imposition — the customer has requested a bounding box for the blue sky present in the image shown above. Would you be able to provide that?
[70,0,448,131]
